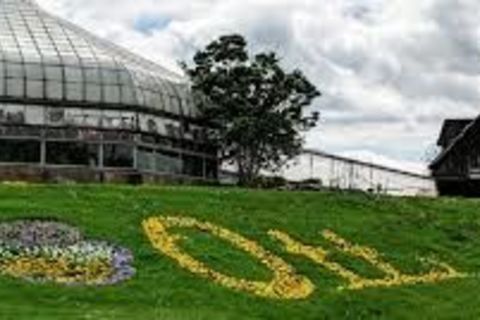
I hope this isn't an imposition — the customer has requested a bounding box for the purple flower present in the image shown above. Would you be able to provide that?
[0,219,135,286]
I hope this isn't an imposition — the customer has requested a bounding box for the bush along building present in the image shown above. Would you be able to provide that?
[430,117,480,197]
[0,0,218,184]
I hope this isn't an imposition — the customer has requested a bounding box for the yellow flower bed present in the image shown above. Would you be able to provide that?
[144,215,467,299]
[269,230,365,287]
[0,256,113,285]
[269,229,466,290]
[143,216,314,300]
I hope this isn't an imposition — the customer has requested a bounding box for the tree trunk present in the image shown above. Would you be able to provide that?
[236,146,260,187]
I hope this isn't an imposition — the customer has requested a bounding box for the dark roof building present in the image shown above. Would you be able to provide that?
[436,119,473,149]
[0,0,217,183]
[430,117,480,196]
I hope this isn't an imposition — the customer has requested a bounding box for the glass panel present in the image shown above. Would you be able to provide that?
[103,85,120,104]
[0,104,25,124]
[120,86,135,105]
[6,63,23,78]
[64,67,83,82]
[103,144,134,168]
[169,96,182,115]
[0,66,5,96]
[84,68,100,83]
[46,108,65,125]
[46,141,99,166]
[101,69,119,84]
[66,82,83,101]
[42,55,62,65]
[26,80,44,98]
[0,125,42,137]
[102,110,120,129]
[64,109,84,126]
[25,106,44,125]
[85,84,101,102]
[6,78,24,97]
[82,110,103,127]
[206,159,218,179]
[152,93,165,110]
[138,147,154,171]
[138,115,170,135]
[118,70,133,86]
[155,150,182,174]
[24,63,44,80]
[103,130,134,142]
[62,55,80,66]
[45,66,63,81]
[134,88,145,106]
[46,81,63,100]
[0,139,40,163]
[182,97,195,117]
[183,154,204,177]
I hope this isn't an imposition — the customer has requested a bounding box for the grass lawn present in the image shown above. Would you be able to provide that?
[0,184,478,319]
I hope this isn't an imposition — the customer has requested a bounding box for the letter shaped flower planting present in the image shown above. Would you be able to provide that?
[0,220,135,286]
[144,215,467,299]
[143,216,314,300]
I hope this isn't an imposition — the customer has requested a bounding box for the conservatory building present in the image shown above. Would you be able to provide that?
[0,0,218,183]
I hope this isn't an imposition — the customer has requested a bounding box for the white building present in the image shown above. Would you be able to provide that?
[279,149,437,197]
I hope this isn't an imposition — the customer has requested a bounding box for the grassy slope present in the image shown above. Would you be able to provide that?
[0,185,478,319]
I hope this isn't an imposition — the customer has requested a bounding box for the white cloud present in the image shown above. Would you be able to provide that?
[36,0,480,174]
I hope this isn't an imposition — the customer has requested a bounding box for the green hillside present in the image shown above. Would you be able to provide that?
[0,184,478,319]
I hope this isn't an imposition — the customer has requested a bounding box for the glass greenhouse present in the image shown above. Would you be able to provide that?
[0,0,218,183]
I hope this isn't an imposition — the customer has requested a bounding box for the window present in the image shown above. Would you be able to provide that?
[46,81,63,100]
[66,82,83,101]
[26,80,44,98]
[0,139,40,163]
[205,159,218,179]
[183,154,204,177]
[138,147,154,171]
[86,84,101,102]
[103,131,134,142]
[155,150,181,174]
[46,142,99,166]
[25,106,44,125]
[84,68,100,83]
[24,63,44,80]
[4,111,25,124]
[147,119,158,133]
[104,85,121,104]
[6,78,24,97]
[46,108,65,124]
[103,144,133,168]
[64,67,83,83]
[0,72,4,96]
[0,124,41,137]
[6,63,24,78]
[101,69,119,84]
[120,86,135,105]
[45,66,63,81]
[118,70,133,86]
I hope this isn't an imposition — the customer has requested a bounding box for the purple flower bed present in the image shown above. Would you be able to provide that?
[0,220,82,248]
[0,219,135,286]
[105,245,136,285]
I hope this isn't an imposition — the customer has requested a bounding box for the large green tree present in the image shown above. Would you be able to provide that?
[183,34,321,186]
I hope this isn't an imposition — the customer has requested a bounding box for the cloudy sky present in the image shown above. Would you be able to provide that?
[37,0,480,173]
